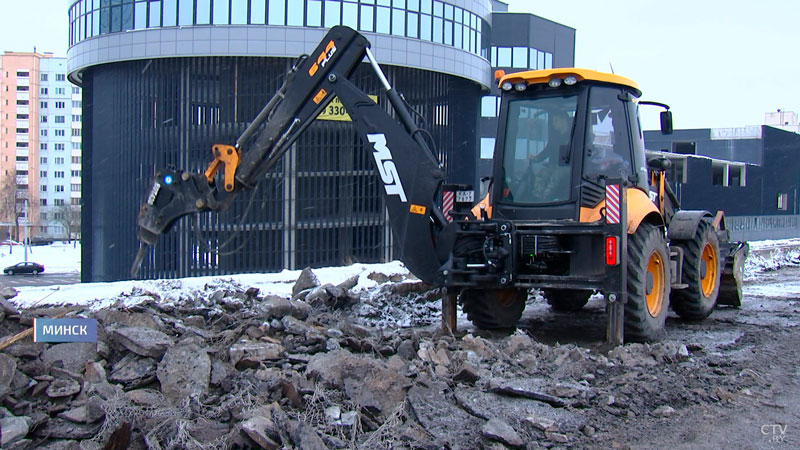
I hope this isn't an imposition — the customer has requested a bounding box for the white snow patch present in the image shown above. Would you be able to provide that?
[5,238,800,320]
[8,259,412,312]
[0,242,81,274]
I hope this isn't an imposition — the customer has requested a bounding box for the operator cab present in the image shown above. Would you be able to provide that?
[492,69,649,221]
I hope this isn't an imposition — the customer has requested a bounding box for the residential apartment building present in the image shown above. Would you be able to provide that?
[0,52,82,241]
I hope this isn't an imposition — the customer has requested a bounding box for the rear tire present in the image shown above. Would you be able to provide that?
[671,219,720,320]
[625,222,670,342]
[32,270,39,275]
[543,289,591,312]
[461,288,527,330]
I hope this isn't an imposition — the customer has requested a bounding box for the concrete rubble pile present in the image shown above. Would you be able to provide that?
[0,271,761,449]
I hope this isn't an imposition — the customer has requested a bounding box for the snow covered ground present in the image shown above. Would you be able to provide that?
[2,238,799,312]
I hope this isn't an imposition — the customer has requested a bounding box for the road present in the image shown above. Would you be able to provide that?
[0,272,80,288]
[510,266,800,449]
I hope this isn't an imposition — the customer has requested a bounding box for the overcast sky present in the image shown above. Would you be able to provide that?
[2,1,797,130]
[504,0,800,130]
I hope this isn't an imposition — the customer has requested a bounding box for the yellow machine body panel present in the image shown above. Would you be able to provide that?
[499,68,641,96]
[579,188,661,233]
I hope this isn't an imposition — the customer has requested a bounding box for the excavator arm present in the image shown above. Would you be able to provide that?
[132,26,450,284]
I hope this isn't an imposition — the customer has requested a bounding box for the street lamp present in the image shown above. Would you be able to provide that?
[23,199,28,262]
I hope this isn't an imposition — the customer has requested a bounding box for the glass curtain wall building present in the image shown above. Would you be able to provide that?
[478,2,575,178]
[68,0,493,281]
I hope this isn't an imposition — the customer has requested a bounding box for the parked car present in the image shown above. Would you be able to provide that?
[4,262,45,275]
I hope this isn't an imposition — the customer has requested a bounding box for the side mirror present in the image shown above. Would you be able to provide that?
[660,110,673,135]
[647,156,672,170]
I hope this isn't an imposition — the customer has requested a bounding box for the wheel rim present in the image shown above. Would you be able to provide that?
[646,250,665,317]
[700,242,718,297]
[495,289,521,308]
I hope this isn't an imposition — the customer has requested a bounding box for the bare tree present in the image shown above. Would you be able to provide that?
[0,170,15,240]
[55,203,81,243]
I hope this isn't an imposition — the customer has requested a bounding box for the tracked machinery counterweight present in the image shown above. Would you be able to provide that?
[133,27,748,344]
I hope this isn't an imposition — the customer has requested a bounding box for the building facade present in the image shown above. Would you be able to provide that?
[0,53,82,241]
[644,126,800,216]
[67,0,574,281]
[478,0,575,180]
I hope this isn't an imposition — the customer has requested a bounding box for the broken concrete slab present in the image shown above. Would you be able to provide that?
[110,326,174,358]
[56,397,105,424]
[241,416,280,449]
[455,389,582,435]
[45,378,82,398]
[0,415,30,447]
[109,354,157,389]
[229,341,284,369]
[0,353,17,398]
[94,310,160,329]
[261,296,311,320]
[31,418,100,440]
[293,267,320,297]
[156,342,211,401]
[41,343,97,373]
[307,350,411,417]
[481,417,524,448]
[0,286,18,301]
[407,384,482,448]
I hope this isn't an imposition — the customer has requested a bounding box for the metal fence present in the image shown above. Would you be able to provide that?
[82,56,479,282]
[725,215,800,242]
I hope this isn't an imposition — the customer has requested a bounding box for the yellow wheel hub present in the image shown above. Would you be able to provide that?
[646,250,665,317]
[495,289,520,307]
[700,242,718,297]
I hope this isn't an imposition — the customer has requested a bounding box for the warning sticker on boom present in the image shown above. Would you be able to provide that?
[409,204,427,215]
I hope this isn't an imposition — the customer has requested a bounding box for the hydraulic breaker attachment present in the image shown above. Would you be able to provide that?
[717,241,749,307]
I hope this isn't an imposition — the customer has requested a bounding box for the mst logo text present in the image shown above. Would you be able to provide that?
[368,133,407,202]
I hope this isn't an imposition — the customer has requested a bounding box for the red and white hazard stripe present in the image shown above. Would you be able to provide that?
[606,184,621,224]
[442,190,455,222]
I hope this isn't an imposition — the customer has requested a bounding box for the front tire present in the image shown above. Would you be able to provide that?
[543,289,591,312]
[461,288,527,330]
[625,222,670,342]
[671,219,720,320]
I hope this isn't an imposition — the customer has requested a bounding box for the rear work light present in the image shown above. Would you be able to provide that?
[605,236,619,266]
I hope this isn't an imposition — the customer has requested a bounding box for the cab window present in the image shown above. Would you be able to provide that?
[500,94,578,204]
[583,86,634,182]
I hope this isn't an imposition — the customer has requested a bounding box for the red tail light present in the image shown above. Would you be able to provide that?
[605,236,619,266]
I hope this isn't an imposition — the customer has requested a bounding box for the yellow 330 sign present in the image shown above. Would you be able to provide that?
[317,95,378,122]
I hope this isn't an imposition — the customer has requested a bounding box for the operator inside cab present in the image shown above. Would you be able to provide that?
[500,84,648,206]
[501,94,577,204]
